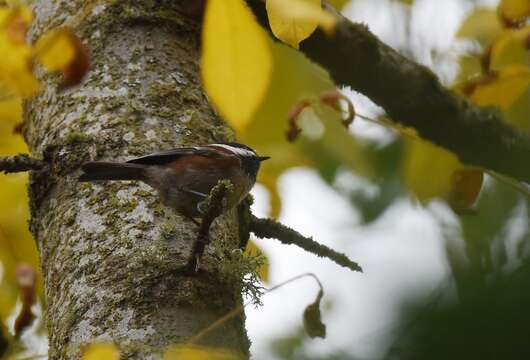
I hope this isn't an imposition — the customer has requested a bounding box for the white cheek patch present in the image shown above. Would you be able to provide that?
[211,144,256,157]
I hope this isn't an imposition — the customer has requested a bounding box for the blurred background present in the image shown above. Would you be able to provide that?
[0,0,529,359]
[245,0,530,359]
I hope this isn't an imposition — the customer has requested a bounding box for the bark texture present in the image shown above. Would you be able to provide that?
[24,1,249,358]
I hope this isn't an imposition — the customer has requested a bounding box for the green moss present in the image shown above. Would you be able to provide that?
[65,132,92,144]
[26,0,251,356]
[213,244,265,306]
[160,217,177,241]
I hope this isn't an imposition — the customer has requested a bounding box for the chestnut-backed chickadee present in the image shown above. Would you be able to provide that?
[79,142,270,218]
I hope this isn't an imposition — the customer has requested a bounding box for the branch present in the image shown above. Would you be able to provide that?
[186,180,233,272]
[0,154,45,174]
[247,1,530,184]
[249,215,362,272]
[237,196,254,249]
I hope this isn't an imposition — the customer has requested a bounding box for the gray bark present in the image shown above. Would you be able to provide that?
[24,1,249,358]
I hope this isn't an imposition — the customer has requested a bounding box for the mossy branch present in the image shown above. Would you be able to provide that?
[0,154,45,174]
[186,180,234,272]
[246,0,530,184]
[0,154,46,174]
[249,215,362,272]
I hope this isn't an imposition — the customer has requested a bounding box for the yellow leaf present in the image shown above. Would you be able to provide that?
[0,97,21,122]
[201,0,272,132]
[499,0,530,24]
[34,26,90,90]
[0,5,32,43]
[257,173,282,218]
[403,137,483,211]
[489,25,530,70]
[503,85,530,129]
[457,8,502,46]
[245,239,269,282]
[0,6,39,97]
[34,27,77,72]
[402,139,461,203]
[164,345,241,360]
[82,343,120,360]
[0,97,40,323]
[0,229,19,322]
[266,0,336,49]
[469,65,530,109]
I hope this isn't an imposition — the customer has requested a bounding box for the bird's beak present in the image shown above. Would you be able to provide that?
[258,156,270,162]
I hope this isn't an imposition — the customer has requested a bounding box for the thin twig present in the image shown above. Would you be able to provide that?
[249,215,362,272]
[0,154,45,174]
[188,272,323,344]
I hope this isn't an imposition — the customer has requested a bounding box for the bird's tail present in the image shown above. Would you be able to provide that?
[79,162,146,182]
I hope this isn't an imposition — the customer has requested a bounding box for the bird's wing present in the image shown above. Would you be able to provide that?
[126,147,222,165]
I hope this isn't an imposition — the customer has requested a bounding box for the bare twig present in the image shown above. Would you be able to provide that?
[249,215,362,272]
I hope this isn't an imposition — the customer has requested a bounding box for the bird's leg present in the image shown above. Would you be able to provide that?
[178,186,208,198]
[177,186,210,216]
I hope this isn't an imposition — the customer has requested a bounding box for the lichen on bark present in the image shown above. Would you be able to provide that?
[23,1,250,358]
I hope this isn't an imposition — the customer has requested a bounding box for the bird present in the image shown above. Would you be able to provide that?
[79,142,270,218]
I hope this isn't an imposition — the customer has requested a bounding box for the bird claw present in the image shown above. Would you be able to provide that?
[197,200,208,215]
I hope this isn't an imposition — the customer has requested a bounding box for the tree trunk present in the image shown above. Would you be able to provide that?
[24,1,249,358]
